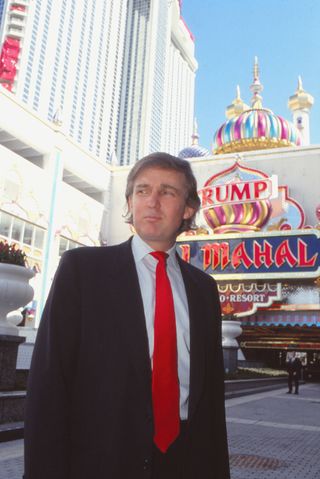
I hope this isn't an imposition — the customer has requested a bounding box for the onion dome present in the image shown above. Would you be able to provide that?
[202,163,272,233]
[212,58,302,155]
[204,196,272,233]
[178,119,210,159]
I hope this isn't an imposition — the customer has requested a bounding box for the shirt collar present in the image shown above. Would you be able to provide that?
[131,234,178,266]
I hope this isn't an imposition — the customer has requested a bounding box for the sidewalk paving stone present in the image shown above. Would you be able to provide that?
[227,382,320,479]
[0,439,24,479]
[0,382,319,478]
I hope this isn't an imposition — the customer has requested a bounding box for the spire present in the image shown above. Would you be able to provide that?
[250,56,263,109]
[191,118,199,145]
[225,85,250,119]
[109,150,118,166]
[52,107,63,127]
[288,76,314,146]
[178,117,210,159]
[253,56,259,82]
[288,76,314,112]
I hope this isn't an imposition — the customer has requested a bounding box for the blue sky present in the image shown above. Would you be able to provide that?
[181,0,320,152]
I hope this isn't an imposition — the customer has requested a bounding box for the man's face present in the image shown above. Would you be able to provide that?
[128,167,195,251]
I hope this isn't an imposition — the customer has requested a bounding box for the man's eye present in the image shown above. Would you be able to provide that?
[162,189,175,196]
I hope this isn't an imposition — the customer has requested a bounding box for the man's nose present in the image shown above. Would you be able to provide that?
[147,190,160,207]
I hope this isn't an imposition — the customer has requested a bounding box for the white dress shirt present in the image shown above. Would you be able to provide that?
[131,234,190,420]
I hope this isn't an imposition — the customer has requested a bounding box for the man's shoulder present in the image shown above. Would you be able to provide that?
[62,239,132,263]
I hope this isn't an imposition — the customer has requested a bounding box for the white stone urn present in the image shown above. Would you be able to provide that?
[222,320,243,348]
[7,309,23,327]
[0,263,35,335]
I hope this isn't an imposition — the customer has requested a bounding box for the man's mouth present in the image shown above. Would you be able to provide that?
[144,215,162,222]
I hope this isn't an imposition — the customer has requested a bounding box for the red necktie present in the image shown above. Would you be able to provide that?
[150,251,180,453]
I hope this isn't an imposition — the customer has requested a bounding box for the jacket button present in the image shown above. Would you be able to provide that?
[143,458,150,470]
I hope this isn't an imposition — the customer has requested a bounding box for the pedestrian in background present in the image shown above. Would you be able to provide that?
[287,353,302,394]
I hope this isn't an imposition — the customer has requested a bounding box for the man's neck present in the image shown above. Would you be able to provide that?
[135,234,176,253]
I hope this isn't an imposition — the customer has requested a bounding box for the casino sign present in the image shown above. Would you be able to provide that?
[177,160,320,318]
[178,230,320,281]
[217,282,281,317]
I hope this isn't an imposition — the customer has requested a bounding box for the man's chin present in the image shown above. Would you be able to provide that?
[135,230,175,249]
[138,232,162,243]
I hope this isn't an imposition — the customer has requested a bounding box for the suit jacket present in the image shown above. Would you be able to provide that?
[24,238,230,479]
[287,358,302,379]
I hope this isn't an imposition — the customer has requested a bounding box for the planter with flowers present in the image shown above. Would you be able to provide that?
[222,313,243,374]
[0,241,35,335]
[0,241,35,392]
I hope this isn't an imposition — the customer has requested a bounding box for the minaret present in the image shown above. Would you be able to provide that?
[225,85,250,119]
[191,118,200,145]
[250,56,264,109]
[288,76,314,145]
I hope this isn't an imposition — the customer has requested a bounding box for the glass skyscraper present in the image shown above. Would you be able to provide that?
[0,0,197,165]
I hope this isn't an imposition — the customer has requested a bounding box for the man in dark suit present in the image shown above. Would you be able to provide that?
[286,353,303,394]
[24,152,230,478]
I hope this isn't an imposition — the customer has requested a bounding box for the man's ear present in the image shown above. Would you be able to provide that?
[183,205,196,220]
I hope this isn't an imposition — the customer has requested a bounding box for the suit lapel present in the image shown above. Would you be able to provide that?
[178,257,206,421]
[108,239,152,401]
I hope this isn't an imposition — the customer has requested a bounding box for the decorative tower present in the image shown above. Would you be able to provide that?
[191,117,200,145]
[225,86,250,119]
[288,76,314,145]
[250,56,263,109]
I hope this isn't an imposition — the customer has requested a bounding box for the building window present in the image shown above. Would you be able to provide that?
[11,217,24,242]
[58,235,82,257]
[0,210,46,268]
[0,212,11,237]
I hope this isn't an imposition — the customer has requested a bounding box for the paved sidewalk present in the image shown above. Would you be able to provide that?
[227,382,320,478]
[0,440,23,479]
[0,382,319,478]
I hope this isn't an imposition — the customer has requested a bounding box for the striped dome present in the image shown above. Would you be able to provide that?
[178,144,210,159]
[213,108,301,155]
